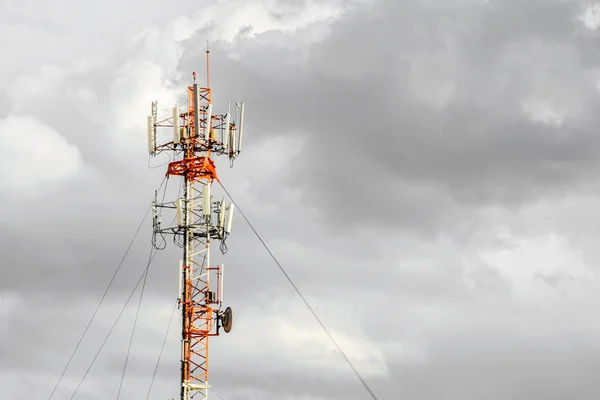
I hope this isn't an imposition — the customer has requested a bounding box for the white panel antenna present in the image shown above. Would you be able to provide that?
[176,198,183,226]
[219,200,226,230]
[205,104,213,139]
[237,102,245,153]
[173,106,180,144]
[180,339,185,362]
[231,127,236,155]
[225,204,235,233]
[203,184,211,216]
[147,116,155,153]
[224,113,230,148]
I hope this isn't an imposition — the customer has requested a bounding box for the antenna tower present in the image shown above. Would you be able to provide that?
[146,49,245,400]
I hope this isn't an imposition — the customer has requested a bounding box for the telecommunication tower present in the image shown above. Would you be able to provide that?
[146,50,245,400]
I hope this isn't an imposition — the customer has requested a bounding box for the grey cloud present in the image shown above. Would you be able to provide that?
[179,0,600,235]
[386,329,600,399]
[0,90,9,119]
[5,0,600,399]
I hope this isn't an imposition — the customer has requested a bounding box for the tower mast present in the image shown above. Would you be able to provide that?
[147,50,245,400]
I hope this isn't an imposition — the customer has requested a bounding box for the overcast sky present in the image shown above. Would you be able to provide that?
[3,0,600,399]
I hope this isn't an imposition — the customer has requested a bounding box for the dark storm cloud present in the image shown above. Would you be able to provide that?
[180,0,600,235]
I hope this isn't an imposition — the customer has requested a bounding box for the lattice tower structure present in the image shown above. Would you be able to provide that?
[147,51,244,400]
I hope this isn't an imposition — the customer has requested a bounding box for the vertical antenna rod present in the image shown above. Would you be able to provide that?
[206,41,211,90]
[147,50,244,400]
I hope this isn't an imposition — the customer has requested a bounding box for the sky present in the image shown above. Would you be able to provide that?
[3,0,600,399]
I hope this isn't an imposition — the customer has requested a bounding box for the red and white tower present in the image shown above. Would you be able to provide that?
[147,50,245,400]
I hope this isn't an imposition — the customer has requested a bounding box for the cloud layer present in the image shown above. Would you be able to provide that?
[4,0,600,399]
